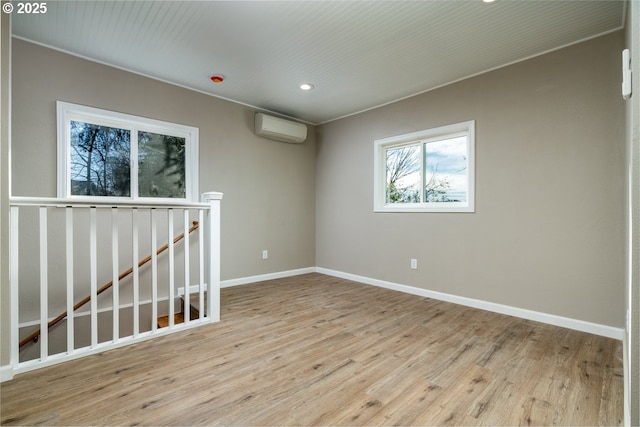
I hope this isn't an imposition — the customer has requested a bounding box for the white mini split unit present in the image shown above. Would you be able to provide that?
[254,113,307,144]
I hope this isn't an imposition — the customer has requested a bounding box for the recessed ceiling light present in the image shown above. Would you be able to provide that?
[300,83,314,91]
[482,0,495,2]
[210,75,224,83]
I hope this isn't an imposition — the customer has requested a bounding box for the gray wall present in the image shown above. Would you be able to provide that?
[316,32,626,328]
[11,39,316,283]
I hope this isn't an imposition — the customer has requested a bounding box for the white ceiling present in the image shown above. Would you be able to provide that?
[11,0,625,125]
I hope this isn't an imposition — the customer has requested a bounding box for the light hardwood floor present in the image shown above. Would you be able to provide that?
[0,273,623,426]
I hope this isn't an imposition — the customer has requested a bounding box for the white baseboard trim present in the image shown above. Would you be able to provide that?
[0,364,14,382]
[316,267,625,340]
[221,267,316,288]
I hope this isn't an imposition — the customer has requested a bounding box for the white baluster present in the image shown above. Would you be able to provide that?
[111,208,119,343]
[168,209,175,327]
[90,207,97,348]
[198,209,205,320]
[66,207,74,354]
[132,209,139,337]
[10,206,19,367]
[39,207,48,360]
[183,209,190,324]
[151,209,158,332]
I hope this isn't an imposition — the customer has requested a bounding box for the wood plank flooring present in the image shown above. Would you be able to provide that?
[0,273,623,426]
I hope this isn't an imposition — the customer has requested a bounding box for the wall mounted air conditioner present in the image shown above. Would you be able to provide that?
[254,113,307,144]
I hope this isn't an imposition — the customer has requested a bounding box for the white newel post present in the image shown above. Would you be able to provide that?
[202,192,223,322]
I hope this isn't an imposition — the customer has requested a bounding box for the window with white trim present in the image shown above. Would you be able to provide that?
[57,101,199,201]
[374,121,475,212]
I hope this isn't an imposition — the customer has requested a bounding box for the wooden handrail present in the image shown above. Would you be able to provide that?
[19,220,200,349]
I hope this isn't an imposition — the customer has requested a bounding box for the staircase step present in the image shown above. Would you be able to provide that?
[157,313,184,328]
[188,293,207,318]
[157,292,206,327]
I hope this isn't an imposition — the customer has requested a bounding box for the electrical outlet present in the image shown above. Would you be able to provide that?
[262,250,268,260]
[410,258,418,269]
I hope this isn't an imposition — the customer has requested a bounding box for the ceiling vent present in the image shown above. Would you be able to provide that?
[254,113,307,144]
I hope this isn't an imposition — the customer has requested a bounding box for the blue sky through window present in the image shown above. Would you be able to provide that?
[425,136,468,202]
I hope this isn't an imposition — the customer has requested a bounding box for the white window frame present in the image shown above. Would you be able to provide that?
[57,101,199,202]
[374,120,475,213]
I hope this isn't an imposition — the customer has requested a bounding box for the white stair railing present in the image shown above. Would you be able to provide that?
[8,192,222,374]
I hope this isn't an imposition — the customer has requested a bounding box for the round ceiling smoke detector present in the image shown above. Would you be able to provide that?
[210,75,224,83]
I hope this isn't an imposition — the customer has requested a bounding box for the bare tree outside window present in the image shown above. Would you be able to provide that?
[375,121,474,212]
[384,137,468,204]
[424,136,468,203]
[70,121,131,196]
[138,132,186,198]
[385,145,420,203]
[59,101,198,201]
[424,164,452,203]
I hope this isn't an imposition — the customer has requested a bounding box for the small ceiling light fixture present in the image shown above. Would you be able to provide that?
[210,75,224,83]
[482,0,496,2]
[300,83,314,91]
